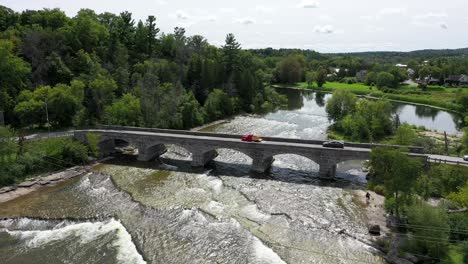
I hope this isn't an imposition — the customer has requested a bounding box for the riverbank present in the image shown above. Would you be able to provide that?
[273,84,466,114]
[0,166,90,203]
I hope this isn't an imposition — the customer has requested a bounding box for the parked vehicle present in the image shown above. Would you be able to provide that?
[464,155,468,161]
[241,134,263,142]
[322,140,344,148]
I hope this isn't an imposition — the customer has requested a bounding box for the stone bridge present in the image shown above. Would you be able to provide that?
[74,128,426,178]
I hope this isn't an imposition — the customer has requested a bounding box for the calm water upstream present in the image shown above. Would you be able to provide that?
[0,88,460,264]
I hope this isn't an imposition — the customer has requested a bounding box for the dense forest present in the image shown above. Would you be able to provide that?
[0,5,286,129]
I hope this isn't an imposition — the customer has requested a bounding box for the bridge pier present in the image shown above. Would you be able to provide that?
[137,144,167,161]
[99,139,117,157]
[251,156,274,173]
[191,149,218,167]
[318,162,337,179]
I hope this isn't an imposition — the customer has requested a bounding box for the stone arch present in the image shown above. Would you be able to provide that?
[334,159,369,182]
[97,137,133,157]
[138,142,196,162]
[270,153,320,172]
[213,148,255,164]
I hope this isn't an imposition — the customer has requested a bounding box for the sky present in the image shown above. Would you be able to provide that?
[2,0,468,52]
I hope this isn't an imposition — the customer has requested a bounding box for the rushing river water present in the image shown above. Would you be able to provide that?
[0,88,461,264]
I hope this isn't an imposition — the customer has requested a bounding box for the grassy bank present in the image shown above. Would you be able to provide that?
[280,82,467,113]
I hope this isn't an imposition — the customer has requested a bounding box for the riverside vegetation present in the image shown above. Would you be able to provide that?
[1,5,468,264]
[323,90,468,262]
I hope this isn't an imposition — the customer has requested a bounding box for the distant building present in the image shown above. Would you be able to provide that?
[444,75,468,87]
[355,70,368,82]
[418,76,441,86]
[428,78,441,85]
[395,63,408,68]
[407,68,416,78]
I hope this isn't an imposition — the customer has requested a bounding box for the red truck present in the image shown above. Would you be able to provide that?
[241,134,263,142]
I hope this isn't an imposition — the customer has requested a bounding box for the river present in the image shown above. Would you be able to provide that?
[0,88,462,264]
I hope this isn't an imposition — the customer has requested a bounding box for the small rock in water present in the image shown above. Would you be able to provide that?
[368,224,381,236]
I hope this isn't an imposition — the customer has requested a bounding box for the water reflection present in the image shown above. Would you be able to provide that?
[276,88,463,134]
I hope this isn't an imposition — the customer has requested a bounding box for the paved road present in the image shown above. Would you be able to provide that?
[23,129,468,166]
[427,154,468,166]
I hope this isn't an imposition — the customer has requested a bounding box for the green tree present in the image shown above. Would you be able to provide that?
[222,33,241,77]
[0,40,31,124]
[104,93,142,126]
[0,126,17,163]
[370,147,423,218]
[204,89,235,121]
[180,91,205,129]
[276,55,305,84]
[315,68,327,88]
[376,72,395,89]
[325,89,357,121]
[85,75,118,121]
[406,202,449,259]
[364,71,377,86]
[305,71,315,88]
[393,123,417,145]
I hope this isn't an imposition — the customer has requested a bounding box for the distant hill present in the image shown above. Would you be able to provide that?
[249,47,468,63]
[325,48,468,63]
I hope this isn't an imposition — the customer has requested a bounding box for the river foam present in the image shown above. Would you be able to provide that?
[1,218,146,264]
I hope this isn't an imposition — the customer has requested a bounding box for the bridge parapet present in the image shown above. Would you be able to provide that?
[95,125,425,153]
[75,129,424,179]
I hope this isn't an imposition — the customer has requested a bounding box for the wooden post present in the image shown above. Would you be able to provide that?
[444,131,449,155]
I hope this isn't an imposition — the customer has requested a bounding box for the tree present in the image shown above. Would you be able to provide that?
[325,89,357,121]
[364,71,377,86]
[222,33,241,77]
[204,89,235,121]
[376,72,395,89]
[370,147,423,218]
[104,93,142,126]
[393,123,417,145]
[146,15,159,57]
[85,75,118,121]
[180,91,205,129]
[70,9,109,53]
[0,40,31,124]
[0,126,17,163]
[457,94,468,112]
[406,202,450,259]
[276,55,305,84]
[315,68,327,88]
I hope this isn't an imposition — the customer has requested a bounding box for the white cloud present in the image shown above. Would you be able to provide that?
[313,25,334,34]
[176,10,189,20]
[416,12,448,20]
[412,12,449,28]
[206,16,216,22]
[318,14,332,21]
[237,17,255,25]
[298,0,319,9]
[379,7,407,16]
[255,5,275,14]
[220,8,236,14]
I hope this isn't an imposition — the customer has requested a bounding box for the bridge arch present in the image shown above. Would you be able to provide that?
[97,137,135,157]
[270,153,320,172]
[138,142,195,162]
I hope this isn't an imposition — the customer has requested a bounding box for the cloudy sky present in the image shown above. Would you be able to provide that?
[2,0,468,52]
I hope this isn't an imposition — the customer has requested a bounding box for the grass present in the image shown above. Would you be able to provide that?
[286,82,467,113]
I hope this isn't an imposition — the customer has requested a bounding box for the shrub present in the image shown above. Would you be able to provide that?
[405,202,449,260]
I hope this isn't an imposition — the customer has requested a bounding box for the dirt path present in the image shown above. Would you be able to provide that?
[354,190,390,235]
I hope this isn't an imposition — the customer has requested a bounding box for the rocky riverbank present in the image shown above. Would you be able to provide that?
[0,166,90,203]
